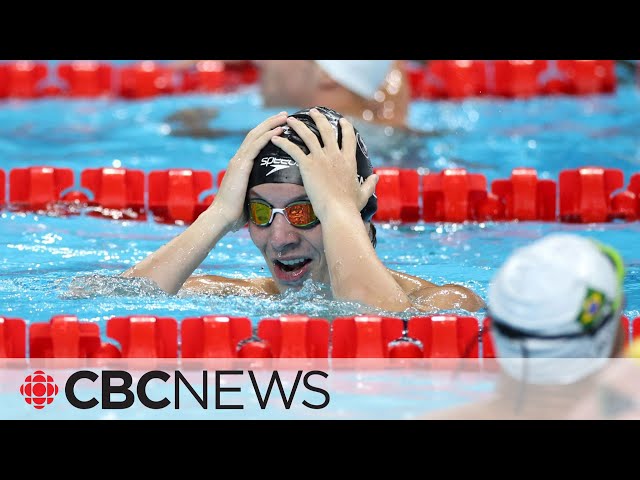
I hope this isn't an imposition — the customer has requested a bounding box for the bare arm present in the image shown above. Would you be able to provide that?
[387,269,485,312]
[273,110,411,312]
[388,269,436,294]
[122,111,289,295]
[121,205,231,294]
[273,109,483,312]
[409,284,485,312]
[182,275,278,296]
[320,210,411,311]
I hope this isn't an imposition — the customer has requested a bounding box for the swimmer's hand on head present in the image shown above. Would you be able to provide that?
[271,108,411,311]
[273,111,378,223]
[272,108,485,313]
[120,111,289,295]
[212,111,290,232]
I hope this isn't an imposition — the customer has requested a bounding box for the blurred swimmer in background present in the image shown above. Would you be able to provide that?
[423,233,627,419]
[166,60,461,169]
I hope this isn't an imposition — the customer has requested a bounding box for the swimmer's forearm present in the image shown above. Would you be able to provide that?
[121,205,231,295]
[322,209,411,312]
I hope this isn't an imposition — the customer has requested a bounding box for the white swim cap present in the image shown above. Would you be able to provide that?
[314,60,393,99]
[488,233,624,385]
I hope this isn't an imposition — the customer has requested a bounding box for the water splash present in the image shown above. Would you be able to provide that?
[61,274,168,299]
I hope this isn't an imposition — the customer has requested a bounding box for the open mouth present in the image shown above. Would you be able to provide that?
[273,258,312,283]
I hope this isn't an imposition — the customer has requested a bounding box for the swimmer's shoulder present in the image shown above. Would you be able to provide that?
[387,268,485,312]
[387,268,437,295]
[182,275,279,296]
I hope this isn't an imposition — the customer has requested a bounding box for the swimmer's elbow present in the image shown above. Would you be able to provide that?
[411,284,485,313]
[120,269,134,279]
[335,282,412,312]
[119,269,178,295]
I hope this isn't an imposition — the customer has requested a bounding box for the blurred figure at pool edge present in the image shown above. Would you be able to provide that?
[166,60,421,143]
[167,60,458,170]
[170,60,409,127]
[424,233,627,419]
[165,60,462,168]
[123,106,484,313]
[255,60,409,128]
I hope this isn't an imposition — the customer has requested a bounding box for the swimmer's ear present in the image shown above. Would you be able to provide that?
[367,222,377,249]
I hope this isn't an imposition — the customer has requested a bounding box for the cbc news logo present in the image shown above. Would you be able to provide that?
[20,370,59,410]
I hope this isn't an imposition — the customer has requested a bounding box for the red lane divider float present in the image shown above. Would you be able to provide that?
[119,61,177,99]
[407,60,617,100]
[481,319,496,359]
[491,168,556,221]
[80,167,146,220]
[622,316,631,344]
[0,168,5,210]
[9,167,75,213]
[493,60,548,98]
[0,317,26,358]
[557,60,616,95]
[236,337,273,358]
[422,169,488,222]
[373,168,420,222]
[180,60,227,93]
[258,315,330,358]
[1,314,639,359]
[0,60,620,101]
[630,317,640,344]
[29,315,119,358]
[181,316,252,358]
[180,61,259,94]
[559,167,625,223]
[408,315,479,358]
[0,61,48,98]
[331,316,404,358]
[622,173,640,221]
[58,61,113,97]
[5,165,640,224]
[444,60,487,99]
[107,316,178,358]
[148,169,214,224]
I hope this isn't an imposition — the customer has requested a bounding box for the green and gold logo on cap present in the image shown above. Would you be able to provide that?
[577,288,608,329]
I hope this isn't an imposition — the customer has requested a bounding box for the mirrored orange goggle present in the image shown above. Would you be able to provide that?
[248,200,319,229]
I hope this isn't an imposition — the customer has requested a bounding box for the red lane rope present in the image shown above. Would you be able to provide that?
[2,166,639,224]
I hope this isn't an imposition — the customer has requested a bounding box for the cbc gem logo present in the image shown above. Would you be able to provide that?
[20,370,59,410]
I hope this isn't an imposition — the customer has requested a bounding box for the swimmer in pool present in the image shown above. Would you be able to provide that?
[124,106,484,313]
[168,60,409,131]
[422,233,627,419]
[166,60,463,171]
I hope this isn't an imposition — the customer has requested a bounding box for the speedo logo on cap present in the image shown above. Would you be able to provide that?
[260,157,299,176]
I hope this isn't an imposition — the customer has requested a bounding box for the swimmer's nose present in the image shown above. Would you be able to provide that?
[269,212,300,252]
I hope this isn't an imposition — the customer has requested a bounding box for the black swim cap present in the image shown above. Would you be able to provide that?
[248,106,378,222]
